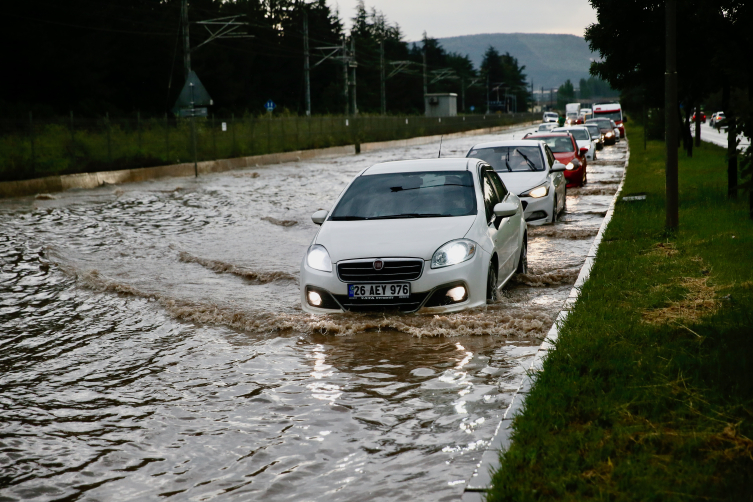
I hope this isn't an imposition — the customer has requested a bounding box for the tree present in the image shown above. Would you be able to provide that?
[557,80,576,109]
[480,47,530,113]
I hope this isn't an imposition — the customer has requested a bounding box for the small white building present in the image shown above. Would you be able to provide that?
[424,93,457,117]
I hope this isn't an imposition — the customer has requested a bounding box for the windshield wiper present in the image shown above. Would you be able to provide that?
[515,149,539,171]
[390,184,470,192]
[368,213,445,219]
[504,149,513,171]
[329,215,368,220]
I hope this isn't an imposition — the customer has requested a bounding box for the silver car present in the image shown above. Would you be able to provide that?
[467,140,567,225]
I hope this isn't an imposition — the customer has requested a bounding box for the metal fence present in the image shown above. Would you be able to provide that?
[0,113,537,182]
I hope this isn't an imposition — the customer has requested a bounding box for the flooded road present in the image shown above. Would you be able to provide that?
[0,127,626,501]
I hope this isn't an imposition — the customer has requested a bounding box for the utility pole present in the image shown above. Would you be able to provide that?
[461,77,465,113]
[665,0,679,230]
[380,40,386,115]
[350,36,358,116]
[303,8,311,116]
[422,44,428,97]
[530,80,534,113]
[486,74,490,115]
[182,0,191,78]
[342,38,349,116]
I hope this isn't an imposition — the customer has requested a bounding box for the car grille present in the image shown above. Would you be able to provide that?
[337,259,424,283]
[332,292,430,313]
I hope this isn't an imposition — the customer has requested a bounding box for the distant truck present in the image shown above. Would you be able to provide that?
[565,103,582,125]
[593,103,625,138]
[580,108,593,121]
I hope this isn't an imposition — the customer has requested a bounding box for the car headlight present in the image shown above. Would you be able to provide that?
[306,244,332,272]
[566,162,576,170]
[519,184,549,198]
[606,131,614,137]
[431,239,477,269]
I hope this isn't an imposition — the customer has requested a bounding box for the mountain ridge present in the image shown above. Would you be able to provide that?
[435,33,598,90]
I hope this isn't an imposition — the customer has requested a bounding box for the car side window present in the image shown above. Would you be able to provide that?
[482,170,500,223]
[489,170,508,200]
[544,146,556,167]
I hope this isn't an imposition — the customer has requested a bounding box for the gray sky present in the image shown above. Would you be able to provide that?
[327,0,597,40]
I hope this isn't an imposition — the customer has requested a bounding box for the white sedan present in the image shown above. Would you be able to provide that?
[552,126,597,160]
[466,140,567,225]
[300,158,528,314]
[532,122,557,135]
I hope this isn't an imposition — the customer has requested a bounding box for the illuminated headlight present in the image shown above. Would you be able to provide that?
[307,290,323,306]
[606,131,614,137]
[431,239,477,269]
[520,184,549,198]
[446,286,467,302]
[566,162,576,170]
[306,244,332,272]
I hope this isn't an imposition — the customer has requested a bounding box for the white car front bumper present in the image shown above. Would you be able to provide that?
[300,247,491,314]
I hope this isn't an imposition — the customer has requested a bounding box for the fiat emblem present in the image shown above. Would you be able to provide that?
[373,260,384,270]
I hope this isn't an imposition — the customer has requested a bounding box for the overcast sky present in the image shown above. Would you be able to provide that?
[326,0,597,41]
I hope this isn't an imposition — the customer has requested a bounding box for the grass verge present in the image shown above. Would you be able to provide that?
[487,125,753,501]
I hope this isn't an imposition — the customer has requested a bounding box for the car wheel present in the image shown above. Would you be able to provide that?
[486,260,498,302]
[516,234,528,275]
[551,196,558,224]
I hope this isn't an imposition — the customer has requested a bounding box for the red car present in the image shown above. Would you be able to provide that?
[523,132,588,187]
[692,111,706,123]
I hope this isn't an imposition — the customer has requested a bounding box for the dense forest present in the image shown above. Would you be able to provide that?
[3,0,534,118]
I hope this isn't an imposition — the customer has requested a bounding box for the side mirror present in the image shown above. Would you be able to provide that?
[551,161,566,172]
[493,202,518,218]
[622,116,628,123]
[579,147,589,155]
[311,209,328,225]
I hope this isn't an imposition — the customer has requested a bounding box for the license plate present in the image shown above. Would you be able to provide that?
[348,283,410,299]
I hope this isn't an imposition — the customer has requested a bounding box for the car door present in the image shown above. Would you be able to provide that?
[487,170,519,278]
[544,145,566,213]
[480,167,506,277]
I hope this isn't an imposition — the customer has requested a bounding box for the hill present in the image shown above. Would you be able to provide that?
[436,33,597,90]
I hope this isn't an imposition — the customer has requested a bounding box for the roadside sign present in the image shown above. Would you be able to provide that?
[265,100,276,112]
[222,122,227,131]
[178,107,208,118]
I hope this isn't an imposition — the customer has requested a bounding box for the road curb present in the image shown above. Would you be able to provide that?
[461,142,631,501]
[0,121,534,199]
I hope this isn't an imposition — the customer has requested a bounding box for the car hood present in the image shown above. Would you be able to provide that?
[553,152,576,164]
[315,215,477,262]
[497,171,549,196]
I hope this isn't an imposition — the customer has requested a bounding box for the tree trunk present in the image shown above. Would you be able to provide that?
[728,115,737,199]
[694,102,701,147]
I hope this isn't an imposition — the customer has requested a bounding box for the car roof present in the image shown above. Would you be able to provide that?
[362,158,474,176]
[469,139,544,149]
[553,126,587,130]
[524,133,571,138]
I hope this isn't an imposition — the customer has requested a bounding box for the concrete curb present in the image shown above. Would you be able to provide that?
[461,144,631,501]
[0,121,534,199]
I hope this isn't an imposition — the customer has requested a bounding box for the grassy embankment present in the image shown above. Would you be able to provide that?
[487,125,753,501]
[0,113,535,182]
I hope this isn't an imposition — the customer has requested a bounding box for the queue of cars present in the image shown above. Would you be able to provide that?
[301,105,625,315]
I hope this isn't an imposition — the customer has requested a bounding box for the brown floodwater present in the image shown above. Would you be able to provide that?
[0,128,626,501]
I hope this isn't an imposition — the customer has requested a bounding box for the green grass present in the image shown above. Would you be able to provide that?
[0,113,536,182]
[486,125,753,501]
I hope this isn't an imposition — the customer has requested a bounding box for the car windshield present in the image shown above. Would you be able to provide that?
[587,119,613,130]
[467,146,545,172]
[329,171,477,220]
[556,128,589,140]
[594,110,622,121]
[531,136,574,153]
[585,125,601,136]
[537,124,553,131]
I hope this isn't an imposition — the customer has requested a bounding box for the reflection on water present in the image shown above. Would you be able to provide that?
[0,132,626,500]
